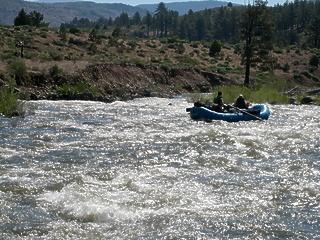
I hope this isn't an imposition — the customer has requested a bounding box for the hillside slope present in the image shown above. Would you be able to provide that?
[138,0,240,15]
[0,0,146,27]
[0,26,319,102]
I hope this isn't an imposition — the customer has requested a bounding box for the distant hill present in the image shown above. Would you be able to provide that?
[0,0,147,27]
[138,0,241,15]
[33,0,83,2]
[0,0,241,28]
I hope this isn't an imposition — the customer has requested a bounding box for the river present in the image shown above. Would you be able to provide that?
[0,97,319,239]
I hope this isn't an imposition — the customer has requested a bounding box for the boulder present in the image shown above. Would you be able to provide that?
[300,96,314,104]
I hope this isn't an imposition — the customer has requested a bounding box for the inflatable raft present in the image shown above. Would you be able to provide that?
[187,104,270,122]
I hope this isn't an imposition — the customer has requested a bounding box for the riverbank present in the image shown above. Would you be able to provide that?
[1,26,320,117]
[26,63,237,102]
[1,62,320,118]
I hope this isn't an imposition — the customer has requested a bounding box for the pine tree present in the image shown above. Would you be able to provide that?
[14,9,31,26]
[59,24,68,43]
[89,28,98,41]
[209,40,221,57]
[132,12,142,25]
[304,16,320,48]
[143,11,152,36]
[155,2,168,37]
[238,0,274,86]
[29,10,44,27]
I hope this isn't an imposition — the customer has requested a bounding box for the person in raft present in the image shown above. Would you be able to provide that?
[234,94,250,109]
[213,91,229,112]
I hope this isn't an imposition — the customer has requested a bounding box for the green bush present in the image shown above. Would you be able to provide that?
[7,59,29,85]
[309,55,319,68]
[69,28,81,35]
[87,43,98,54]
[49,64,63,78]
[57,83,73,95]
[209,40,221,57]
[0,79,24,117]
[282,62,290,72]
[127,40,138,50]
[49,51,63,61]
[52,39,64,46]
[57,82,91,95]
[190,42,199,48]
[175,43,185,54]
[175,55,199,68]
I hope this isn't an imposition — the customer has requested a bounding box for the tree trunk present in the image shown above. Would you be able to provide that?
[244,48,251,86]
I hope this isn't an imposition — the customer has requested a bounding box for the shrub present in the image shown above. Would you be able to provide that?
[69,28,81,35]
[57,83,73,95]
[49,64,63,78]
[309,55,319,68]
[40,54,51,61]
[74,82,87,94]
[159,45,168,54]
[57,82,89,95]
[0,50,17,60]
[108,36,118,47]
[145,41,157,48]
[127,40,138,50]
[302,70,312,78]
[151,56,162,63]
[0,78,24,117]
[190,42,199,48]
[24,52,38,59]
[49,51,63,61]
[273,47,283,54]
[175,55,199,68]
[7,59,29,85]
[69,37,86,46]
[52,39,64,46]
[209,40,221,57]
[167,36,179,44]
[87,43,98,54]
[175,43,185,54]
[282,62,290,72]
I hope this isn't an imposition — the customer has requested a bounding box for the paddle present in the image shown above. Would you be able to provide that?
[227,104,264,121]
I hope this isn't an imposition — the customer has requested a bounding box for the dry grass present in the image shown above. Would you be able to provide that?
[0,25,319,89]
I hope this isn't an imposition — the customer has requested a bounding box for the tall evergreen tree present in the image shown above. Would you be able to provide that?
[238,0,274,86]
[132,12,142,25]
[59,24,68,43]
[29,10,44,27]
[155,2,168,37]
[89,28,98,41]
[304,16,320,48]
[14,9,31,26]
[143,11,152,36]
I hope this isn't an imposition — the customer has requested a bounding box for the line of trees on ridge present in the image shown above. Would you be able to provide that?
[62,0,320,49]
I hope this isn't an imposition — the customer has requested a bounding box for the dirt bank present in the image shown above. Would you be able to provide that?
[28,63,237,102]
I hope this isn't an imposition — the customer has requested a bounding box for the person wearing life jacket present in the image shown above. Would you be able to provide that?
[234,94,249,109]
[213,91,228,112]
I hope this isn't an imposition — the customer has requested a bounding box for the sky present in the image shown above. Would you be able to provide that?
[27,0,289,7]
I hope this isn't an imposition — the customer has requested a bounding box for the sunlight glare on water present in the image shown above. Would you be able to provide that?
[0,98,319,239]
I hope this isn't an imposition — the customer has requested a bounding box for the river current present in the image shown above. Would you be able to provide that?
[0,97,319,239]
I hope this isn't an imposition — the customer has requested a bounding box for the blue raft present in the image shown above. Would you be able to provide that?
[187,104,270,122]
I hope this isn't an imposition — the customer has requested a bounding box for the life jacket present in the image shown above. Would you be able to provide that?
[214,96,223,105]
[235,97,247,109]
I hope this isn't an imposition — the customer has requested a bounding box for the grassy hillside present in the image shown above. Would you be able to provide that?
[0,25,319,106]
